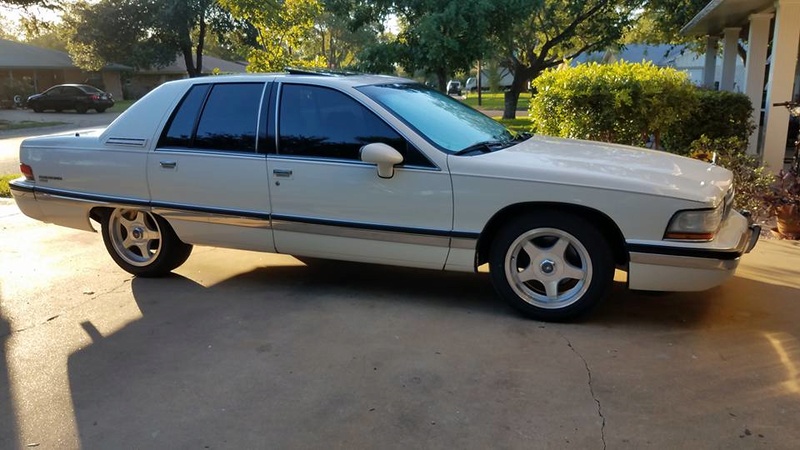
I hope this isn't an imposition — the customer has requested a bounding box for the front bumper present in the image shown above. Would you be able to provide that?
[627,210,758,292]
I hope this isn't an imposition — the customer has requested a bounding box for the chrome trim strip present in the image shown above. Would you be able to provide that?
[153,148,266,159]
[450,237,477,250]
[629,252,739,270]
[106,137,147,147]
[33,186,149,207]
[152,207,271,228]
[272,219,451,247]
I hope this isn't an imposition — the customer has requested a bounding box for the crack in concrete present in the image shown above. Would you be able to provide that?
[3,277,133,337]
[561,334,606,450]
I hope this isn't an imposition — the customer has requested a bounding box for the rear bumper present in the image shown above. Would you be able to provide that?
[627,211,758,292]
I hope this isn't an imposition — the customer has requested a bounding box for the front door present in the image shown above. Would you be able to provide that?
[267,83,453,269]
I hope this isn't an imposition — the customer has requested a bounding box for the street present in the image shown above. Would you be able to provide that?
[2,199,800,449]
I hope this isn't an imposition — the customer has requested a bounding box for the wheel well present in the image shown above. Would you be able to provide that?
[475,202,628,268]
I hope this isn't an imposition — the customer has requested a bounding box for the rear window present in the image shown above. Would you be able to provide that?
[78,85,104,94]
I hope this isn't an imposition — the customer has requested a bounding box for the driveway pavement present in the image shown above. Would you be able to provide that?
[0,108,121,174]
[2,201,800,449]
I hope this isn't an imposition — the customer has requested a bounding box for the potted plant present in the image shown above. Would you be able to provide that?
[762,169,800,238]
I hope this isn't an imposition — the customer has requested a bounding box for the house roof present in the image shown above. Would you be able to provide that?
[681,0,774,35]
[0,38,130,71]
[137,54,248,75]
[570,44,687,66]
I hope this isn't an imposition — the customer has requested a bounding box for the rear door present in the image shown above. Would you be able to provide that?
[147,81,275,252]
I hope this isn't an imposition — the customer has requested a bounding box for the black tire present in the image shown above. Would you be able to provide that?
[96,107,107,113]
[33,106,42,113]
[488,211,614,322]
[100,208,193,277]
[75,104,87,114]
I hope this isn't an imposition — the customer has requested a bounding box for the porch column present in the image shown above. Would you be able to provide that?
[763,0,800,172]
[703,36,718,88]
[720,27,741,91]
[744,13,774,155]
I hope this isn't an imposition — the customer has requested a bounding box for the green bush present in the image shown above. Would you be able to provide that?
[663,89,755,155]
[0,78,34,101]
[529,62,697,147]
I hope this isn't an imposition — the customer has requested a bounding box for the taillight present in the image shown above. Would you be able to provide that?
[90,94,99,101]
[20,163,34,181]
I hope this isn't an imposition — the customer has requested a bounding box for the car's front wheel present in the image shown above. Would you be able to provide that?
[100,208,193,277]
[489,212,614,322]
[75,104,87,114]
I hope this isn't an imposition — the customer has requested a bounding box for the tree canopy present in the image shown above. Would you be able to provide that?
[66,0,239,76]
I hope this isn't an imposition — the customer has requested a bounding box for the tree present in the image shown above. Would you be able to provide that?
[67,0,237,77]
[345,0,495,90]
[494,0,638,119]
[628,0,747,63]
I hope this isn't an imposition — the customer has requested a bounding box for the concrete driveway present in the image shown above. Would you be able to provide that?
[2,201,800,449]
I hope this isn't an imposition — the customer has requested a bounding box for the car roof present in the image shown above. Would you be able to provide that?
[165,71,414,89]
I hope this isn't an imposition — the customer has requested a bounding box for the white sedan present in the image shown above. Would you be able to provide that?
[10,72,760,321]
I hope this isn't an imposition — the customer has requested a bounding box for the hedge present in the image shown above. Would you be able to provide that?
[529,62,697,148]
[661,89,755,155]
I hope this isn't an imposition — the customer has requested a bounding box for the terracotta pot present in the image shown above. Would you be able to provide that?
[776,205,800,239]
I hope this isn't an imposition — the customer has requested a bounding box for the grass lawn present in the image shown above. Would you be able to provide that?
[462,92,531,111]
[0,174,21,198]
[107,99,137,113]
[0,119,66,131]
[494,116,533,134]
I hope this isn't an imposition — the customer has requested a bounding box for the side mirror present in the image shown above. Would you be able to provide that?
[360,143,403,179]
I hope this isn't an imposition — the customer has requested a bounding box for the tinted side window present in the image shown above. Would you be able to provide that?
[278,84,431,166]
[194,83,264,153]
[159,84,211,148]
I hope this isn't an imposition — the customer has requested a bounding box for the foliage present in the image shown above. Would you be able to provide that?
[222,0,322,72]
[304,8,382,70]
[352,0,496,90]
[625,0,707,45]
[0,78,34,101]
[0,174,21,198]
[67,0,236,76]
[688,136,774,216]
[529,62,696,147]
[662,89,755,155]
[494,0,639,119]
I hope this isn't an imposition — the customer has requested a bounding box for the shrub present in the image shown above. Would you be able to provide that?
[663,89,755,155]
[529,62,697,147]
[688,136,773,216]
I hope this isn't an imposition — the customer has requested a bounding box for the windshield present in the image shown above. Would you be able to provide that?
[358,83,513,153]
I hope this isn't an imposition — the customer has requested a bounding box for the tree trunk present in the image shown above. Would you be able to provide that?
[181,45,197,78]
[503,73,531,119]
[437,69,447,92]
[195,18,206,76]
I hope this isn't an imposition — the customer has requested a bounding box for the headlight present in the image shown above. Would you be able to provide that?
[664,205,724,241]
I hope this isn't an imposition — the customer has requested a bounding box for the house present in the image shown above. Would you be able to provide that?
[682,0,800,170]
[573,44,747,91]
[0,38,127,99]
[126,55,248,98]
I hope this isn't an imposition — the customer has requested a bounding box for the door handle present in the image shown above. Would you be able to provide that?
[273,169,292,177]
[160,161,177,169]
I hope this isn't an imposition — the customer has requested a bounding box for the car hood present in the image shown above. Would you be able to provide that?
[454,135,733,206]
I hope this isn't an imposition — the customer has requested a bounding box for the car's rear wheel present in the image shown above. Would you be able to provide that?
[96,107,107,113]
[489,212,614,322]
[75,104,87,114]
[100,208,193,277]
